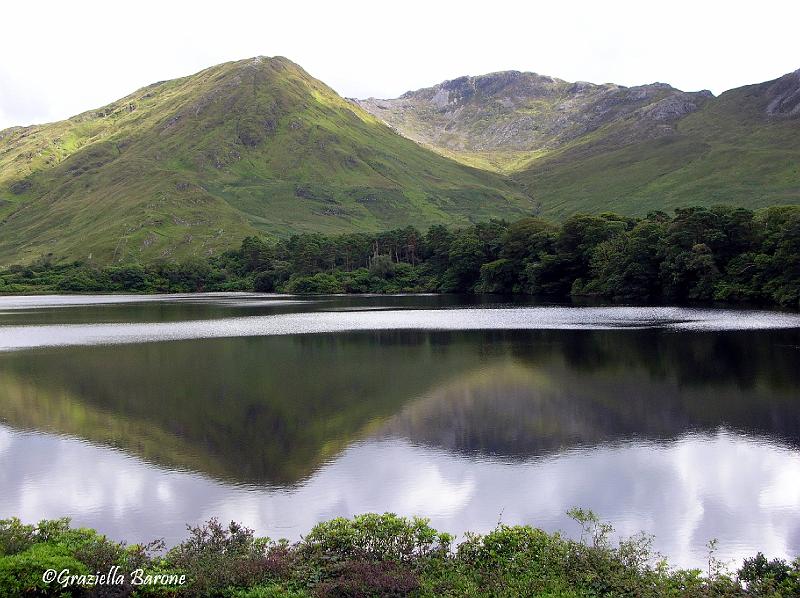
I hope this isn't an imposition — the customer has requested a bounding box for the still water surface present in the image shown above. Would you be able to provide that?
[0,293,798,568]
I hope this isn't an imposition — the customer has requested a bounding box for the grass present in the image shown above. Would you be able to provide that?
[2,59,798,265]
[517,110,800,218]
[0,57,535,265]
[359,69,800,219]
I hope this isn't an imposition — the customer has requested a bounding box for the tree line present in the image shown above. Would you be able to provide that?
[1,205,798,307]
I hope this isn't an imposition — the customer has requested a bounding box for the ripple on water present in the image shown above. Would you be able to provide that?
[0,302,798,351]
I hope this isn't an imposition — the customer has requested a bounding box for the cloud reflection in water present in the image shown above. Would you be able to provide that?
[1,424,798,569]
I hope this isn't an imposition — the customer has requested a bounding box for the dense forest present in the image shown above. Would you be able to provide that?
[1,205,798,307]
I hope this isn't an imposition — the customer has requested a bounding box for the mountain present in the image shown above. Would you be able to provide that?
[0,57,534,264]
[355,72,714,170]
[2,59,798,266]
[356,69,800,216]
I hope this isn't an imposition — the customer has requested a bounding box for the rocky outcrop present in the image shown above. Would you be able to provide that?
[766,69,800,116]
[640,94,702,121]
[357,72,713,156]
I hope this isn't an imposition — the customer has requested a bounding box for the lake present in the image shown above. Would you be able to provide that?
[0,293,799,569]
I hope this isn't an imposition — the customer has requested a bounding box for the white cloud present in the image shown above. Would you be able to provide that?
[1,0,799,129]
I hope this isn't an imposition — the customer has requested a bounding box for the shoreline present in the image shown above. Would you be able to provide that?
[2,512,796,596]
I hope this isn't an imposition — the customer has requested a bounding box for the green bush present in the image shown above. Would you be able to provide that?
[165,518,284,596]
[0,514,797,597]
[476,258,516,293]
[738,552,800,595]
[229,583,309,597]
[0,517,38,555]
[0,543,89,595]
[300,513,452,564]
[283,273,344,294]
[368,255,396,278]
[341,268,382,293]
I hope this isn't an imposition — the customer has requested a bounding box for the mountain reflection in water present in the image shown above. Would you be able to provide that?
[0,295,798,568]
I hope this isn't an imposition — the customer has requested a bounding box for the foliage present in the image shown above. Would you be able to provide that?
[1,513,799,596]
[300,514,453,564]
[2,205,799,308]
[0,542,89,596]
[165,518,288,596]
[0,516,163,596]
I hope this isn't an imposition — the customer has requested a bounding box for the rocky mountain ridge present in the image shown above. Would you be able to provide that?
[355,70,714,158]
[356,67,800,216]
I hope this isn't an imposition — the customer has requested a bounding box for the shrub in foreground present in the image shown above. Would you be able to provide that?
[1,512,799,597]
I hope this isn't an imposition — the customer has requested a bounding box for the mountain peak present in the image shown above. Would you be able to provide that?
[399,70,566,104]
[357,70,710,157]
[0,57,797,265]
[212,55,307,80]
[0,56,533,264]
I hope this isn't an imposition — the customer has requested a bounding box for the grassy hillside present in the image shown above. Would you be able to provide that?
[2,59,797,265]
[518,72,800,216]
[359,69,800,217]
[0,57,534,265]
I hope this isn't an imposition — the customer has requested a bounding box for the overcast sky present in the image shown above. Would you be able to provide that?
[2,0,799,130]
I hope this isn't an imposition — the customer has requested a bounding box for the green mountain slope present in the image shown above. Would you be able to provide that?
[3,60,798,265]
[0,57,534,264]
[357,69,800,217]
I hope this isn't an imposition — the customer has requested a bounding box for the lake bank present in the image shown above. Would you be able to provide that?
[1,206,798,309]
[2,512,798,597]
